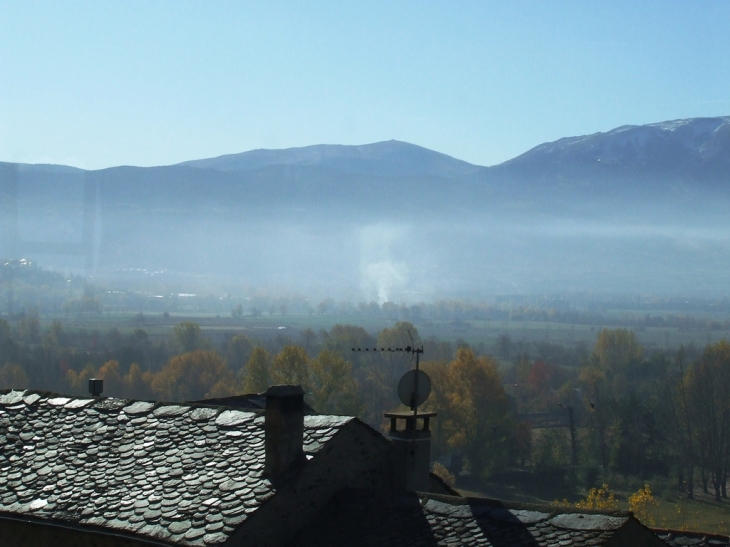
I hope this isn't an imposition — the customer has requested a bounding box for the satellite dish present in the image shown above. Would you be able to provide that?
[397,369,431,409]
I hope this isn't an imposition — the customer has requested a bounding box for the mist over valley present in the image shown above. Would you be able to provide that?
[3,116,730,302]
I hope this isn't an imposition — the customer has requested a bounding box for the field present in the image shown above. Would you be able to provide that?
[38,310,730,354]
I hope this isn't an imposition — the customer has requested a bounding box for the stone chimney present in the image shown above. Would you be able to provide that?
[384,411,436,492]
[264,385,305,476]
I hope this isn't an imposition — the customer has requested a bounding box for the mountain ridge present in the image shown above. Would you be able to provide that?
[177,139,482,179]
[3,115,730,297]
[6,115,730,183]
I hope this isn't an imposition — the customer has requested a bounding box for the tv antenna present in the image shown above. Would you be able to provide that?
[351,332,431,417]
[353,331,435,490]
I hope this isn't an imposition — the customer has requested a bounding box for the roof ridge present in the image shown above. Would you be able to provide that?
[418,492,631,517]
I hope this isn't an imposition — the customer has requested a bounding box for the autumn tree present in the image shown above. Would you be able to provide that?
[270,345,309,388]
[65,362,98,395]
[240,347,272,393]
[152,350,236,401]
[96,360,124,396]
[225,334,253,373]
[593,328,643,393]
[308,349,362,416]
[0,363,28,389]
[125,363,154,400]
[364,322,419,416]
[437,348,512,476]
[173,322,206,353]
[420,359,454,461]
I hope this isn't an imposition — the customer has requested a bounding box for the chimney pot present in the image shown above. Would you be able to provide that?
[89,378,103,397]
[264,385,305,476]
[384,411,436,492]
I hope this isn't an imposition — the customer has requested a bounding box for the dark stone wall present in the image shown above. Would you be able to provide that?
[229,420,395,547]
[0,516,166,547]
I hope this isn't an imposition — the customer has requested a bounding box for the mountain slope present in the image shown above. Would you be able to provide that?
[178,140,481,178]
[491,116,730,183]
[4,116,730,297]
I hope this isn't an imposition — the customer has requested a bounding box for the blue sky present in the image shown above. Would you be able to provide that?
[1,1,729,170]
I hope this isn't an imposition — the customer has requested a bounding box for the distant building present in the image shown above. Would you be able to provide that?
[0,387,716,547]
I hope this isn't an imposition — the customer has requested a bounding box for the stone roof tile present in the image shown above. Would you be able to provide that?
[0,389,353,546]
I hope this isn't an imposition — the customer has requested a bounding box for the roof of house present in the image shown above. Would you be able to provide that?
[3,388,726,547]
[188,394,316,413]
[655,529,730,547]
[0,389,351,546]
[290,488,668,547]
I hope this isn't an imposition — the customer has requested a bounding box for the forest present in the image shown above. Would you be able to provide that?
[5,259,730,530]
[2,310,729,507]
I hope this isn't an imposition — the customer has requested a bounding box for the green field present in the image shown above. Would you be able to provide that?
[40,311,730,356]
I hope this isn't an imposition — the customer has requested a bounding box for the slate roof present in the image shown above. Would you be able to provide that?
[655,529,730,547]
[291,488,665,547]
[0,389,352,546]
[188,394,316,413]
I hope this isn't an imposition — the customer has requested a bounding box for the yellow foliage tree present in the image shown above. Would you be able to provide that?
[270,345,309,389]
[555,484,618,511]
[152,350,237,401]
[65,362,97,395]
[629,484,658,526]
[96,360,124,397]
[308,350,362,416]
[240,347,272,393]
[0,363,28,390]
[594,328,643,377]
[432,348,512,477]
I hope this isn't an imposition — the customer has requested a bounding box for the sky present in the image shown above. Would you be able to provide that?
[1,1,730,170]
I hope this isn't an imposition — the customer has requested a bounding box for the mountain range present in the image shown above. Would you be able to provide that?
[2,116,730,299]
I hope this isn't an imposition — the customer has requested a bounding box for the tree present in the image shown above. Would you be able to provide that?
[436,348,512,477]
[173,322,204,353]
[579,365,610,468]
[65,362,97,396]
[226,334,253,372]
[96,359,124,397]
[686,340,730,501]
[308,350,362,416]
[662,346,696,498]
[369,321,419,410]
[0,363,28,389]
[497,333,511,359]
[152,350,236,401]
[125,363,154,400]
[270,345,309,388]
[240,347,272,393]
[593,328,643,393]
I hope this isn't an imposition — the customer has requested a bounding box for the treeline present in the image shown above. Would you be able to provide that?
[6,259,730,332]
[0,318,462,425]
[3,311,730,497]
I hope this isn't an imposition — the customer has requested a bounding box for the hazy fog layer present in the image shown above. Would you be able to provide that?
[3,121,730,301]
